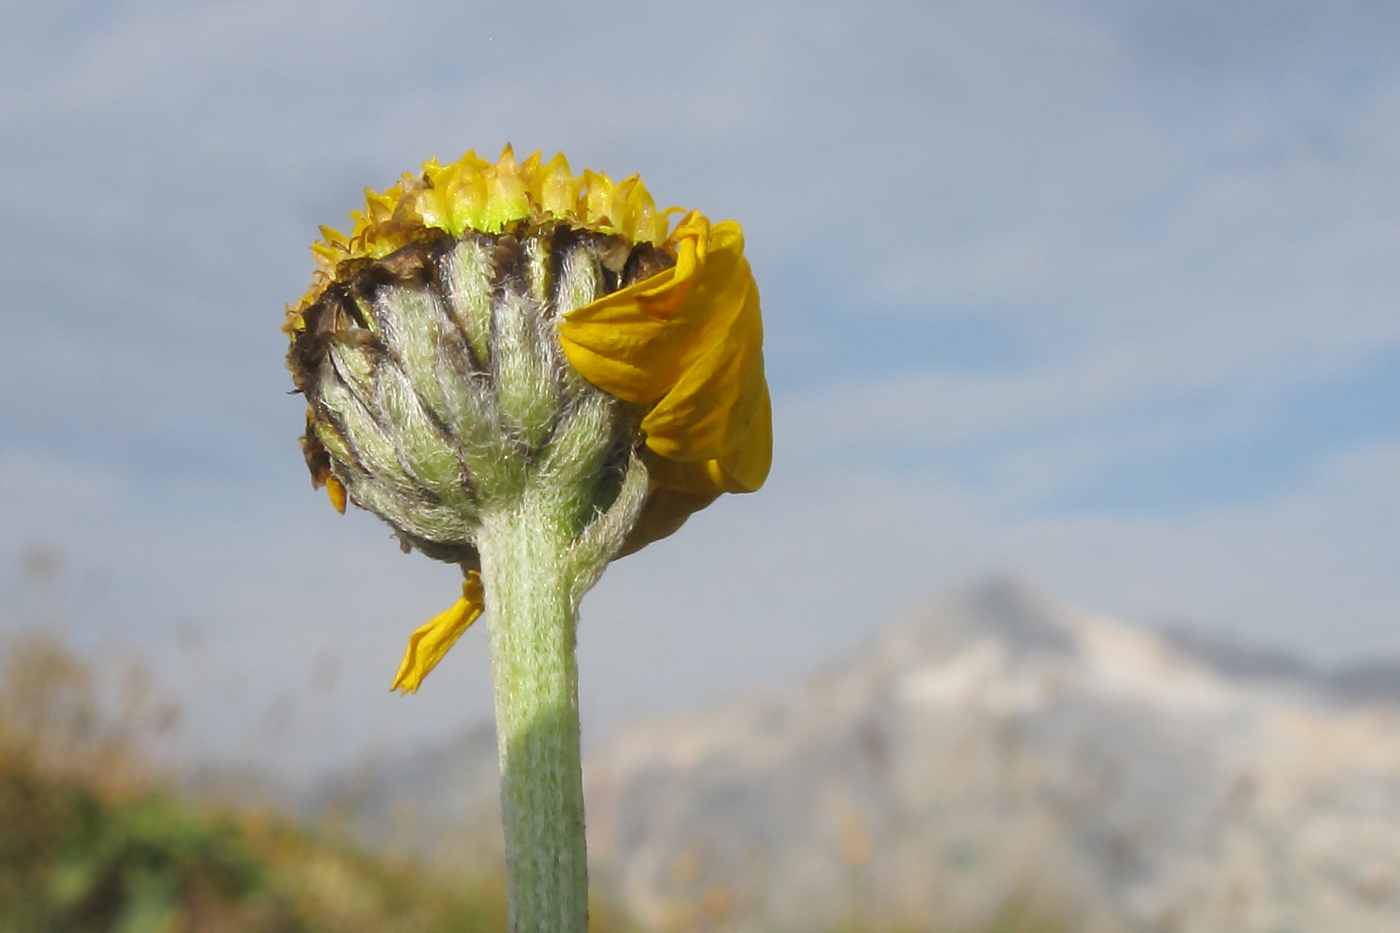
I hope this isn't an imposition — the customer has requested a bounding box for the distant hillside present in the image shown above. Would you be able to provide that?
[317,577,1400,933]
[1159,623,1400,706]
[305,723,504,873]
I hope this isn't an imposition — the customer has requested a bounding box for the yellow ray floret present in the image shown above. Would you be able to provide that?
[558,211,772,498]
[391,571,486,694]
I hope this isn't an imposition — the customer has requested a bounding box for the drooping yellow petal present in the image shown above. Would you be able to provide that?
[557,212,772,494]
[391,571,485,694]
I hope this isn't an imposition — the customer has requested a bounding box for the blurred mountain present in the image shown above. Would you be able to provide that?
[1159,624,1400,706]
[316,576,1400,932]
[302,724,504,874]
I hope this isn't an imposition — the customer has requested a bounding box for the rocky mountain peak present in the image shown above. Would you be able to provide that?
[941,572,1078,655]
[586,579,1400,933]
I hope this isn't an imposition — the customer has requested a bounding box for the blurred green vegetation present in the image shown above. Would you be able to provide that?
[0,759,513,933]
[0,626,525,933]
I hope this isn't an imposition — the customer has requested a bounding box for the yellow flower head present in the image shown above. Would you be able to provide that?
[287,146,674,326]
[285,146,771,691]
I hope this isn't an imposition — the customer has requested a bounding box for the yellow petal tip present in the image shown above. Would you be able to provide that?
[325,476,347,514]
[390,572,486,694]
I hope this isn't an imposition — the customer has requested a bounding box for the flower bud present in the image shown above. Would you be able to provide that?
[283,147,772,691]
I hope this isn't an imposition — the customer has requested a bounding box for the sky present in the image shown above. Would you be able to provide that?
[1,0,1398,780]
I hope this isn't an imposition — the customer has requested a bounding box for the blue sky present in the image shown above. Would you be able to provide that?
[2,0,1399,778]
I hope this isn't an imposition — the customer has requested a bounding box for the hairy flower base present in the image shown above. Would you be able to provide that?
[289,222,667,553]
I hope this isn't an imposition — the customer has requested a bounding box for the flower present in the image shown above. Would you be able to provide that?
[285,146,770,692]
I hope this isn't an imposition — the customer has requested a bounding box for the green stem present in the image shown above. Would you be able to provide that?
[479,500,589,933]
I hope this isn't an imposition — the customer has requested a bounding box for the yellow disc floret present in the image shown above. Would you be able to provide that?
[285,145,675,334]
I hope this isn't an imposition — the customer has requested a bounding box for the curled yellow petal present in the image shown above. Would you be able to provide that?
[557,211,772,496]
[391,571,485,694]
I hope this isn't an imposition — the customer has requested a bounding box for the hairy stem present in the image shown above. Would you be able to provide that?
[479,499,589,933]
[476,448,648,932]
